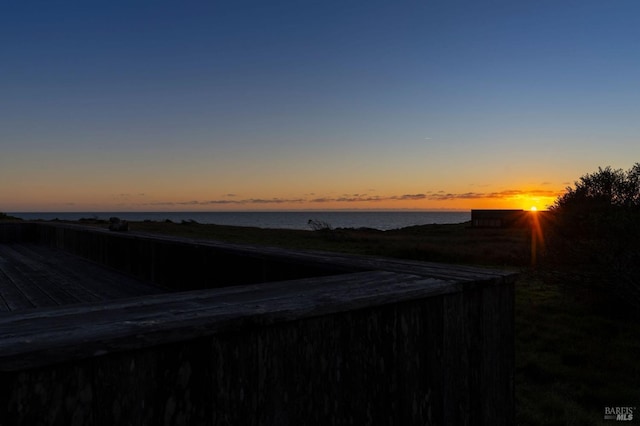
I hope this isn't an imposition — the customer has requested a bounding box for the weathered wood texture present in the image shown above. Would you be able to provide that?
[0,243,166,312]
[0,222,37,243]
[0,279,514,426]
[0,223,516,425]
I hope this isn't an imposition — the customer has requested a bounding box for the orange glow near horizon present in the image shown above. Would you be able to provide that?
[0,186,566,212]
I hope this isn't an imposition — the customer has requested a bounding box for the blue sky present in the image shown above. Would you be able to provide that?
[2,1,639,211]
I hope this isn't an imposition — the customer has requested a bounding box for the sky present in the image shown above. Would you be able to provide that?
[2,0,639,212]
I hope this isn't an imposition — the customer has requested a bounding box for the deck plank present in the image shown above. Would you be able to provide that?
[8,244,164,301]
[4,244,103,303]
[0,243,166,312]
[0,245,57,309]
[0,266,35,312]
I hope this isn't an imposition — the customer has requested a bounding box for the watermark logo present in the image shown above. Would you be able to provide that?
[604,406,636,421]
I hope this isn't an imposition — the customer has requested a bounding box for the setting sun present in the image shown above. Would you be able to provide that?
[530,206,538,212]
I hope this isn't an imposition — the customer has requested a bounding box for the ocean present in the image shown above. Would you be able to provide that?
[10,211,471,231]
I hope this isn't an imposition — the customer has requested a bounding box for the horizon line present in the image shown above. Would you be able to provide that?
[7,208,473,214]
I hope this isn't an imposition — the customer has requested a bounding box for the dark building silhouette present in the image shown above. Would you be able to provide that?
[471,209,529,228]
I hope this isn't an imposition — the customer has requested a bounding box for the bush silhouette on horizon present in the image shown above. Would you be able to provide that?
[543,163,640,309]
[0,213,22,222]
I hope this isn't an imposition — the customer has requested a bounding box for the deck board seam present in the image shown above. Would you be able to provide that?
[9,244,109,303]
[1,244,90,307]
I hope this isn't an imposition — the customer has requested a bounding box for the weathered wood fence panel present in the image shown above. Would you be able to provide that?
[0,222,37,243]
[0,222,516,425]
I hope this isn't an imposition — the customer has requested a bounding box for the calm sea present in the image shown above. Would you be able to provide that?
[10,211,470,231]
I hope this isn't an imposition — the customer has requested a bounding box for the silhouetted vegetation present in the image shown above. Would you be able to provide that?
[0,213,21,222]
[543,164,640,310]
[108,217,129,232]
[307,219,333,232]
[78,216,108,224]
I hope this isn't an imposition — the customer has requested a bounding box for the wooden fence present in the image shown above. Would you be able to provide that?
[0,222,516,425]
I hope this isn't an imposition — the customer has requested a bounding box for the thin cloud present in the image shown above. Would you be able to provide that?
[248,198,305,204]
[426,189,563,201]
[427,192,483,201]
[335,196,383,202]
[143,189,562,207]
[309,197,333,203]
[115,193,146,198]
[311,194,425,203]
[203,200,237,204]
[147,197,306,206]
[392,194,427,200]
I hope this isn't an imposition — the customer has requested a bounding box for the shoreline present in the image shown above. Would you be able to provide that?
[6,211,472,232]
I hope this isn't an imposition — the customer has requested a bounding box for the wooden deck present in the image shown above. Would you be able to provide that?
[0,243,166,313]
[0,222,516,425]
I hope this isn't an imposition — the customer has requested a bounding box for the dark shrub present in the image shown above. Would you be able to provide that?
[0,213,22,221]
[543,164,640,309]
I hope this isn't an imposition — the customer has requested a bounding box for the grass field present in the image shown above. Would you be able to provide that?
[4,215,639,424]
[127,219,532,267]
[516,272,640,425]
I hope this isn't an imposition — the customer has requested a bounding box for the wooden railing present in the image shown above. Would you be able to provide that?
[0,222,516,425]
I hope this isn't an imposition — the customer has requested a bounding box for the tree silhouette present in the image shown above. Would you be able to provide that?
[544,164,640,309]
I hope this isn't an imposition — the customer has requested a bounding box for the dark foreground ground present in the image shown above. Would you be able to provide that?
[5,216,640,425]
